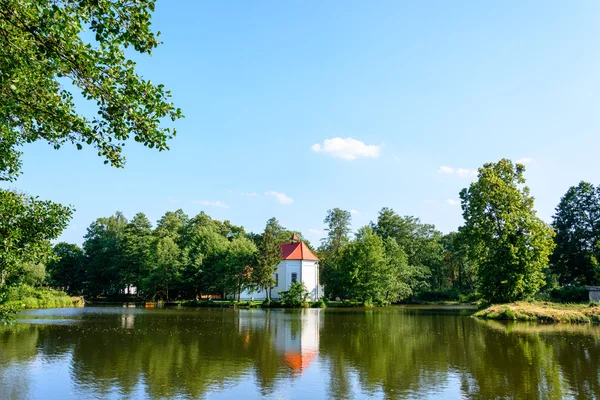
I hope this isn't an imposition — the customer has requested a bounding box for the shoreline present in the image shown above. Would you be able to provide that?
[474,301,600,323]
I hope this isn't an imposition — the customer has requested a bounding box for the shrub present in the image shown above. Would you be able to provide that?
[280,282,309,308]
[415,288,461,302]
[550,286,588,303]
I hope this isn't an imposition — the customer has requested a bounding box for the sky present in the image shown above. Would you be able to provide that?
[5,0,600,245]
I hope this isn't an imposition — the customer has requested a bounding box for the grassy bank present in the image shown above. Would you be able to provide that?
[474,301,600,323]
[6,285,83,310]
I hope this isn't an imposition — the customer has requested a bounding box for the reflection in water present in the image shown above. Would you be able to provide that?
[0,307,599,399]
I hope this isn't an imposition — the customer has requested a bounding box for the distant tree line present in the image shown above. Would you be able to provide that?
[45,213,307,302]
[10,159,600,307]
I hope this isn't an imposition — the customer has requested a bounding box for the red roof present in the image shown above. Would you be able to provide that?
[280,242,319,261]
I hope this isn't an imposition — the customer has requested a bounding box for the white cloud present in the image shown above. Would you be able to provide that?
[446,199,460,206]
[312,137,381,160]
[424,199,434,204]
[308,228,324,235]
[168,196,179,204]
[350,209,359,214]
[193,200,229,209]
[516,158,532,164]
[265,191,294,205]
[439,166,477,178]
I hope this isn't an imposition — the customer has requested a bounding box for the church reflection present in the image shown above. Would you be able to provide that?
[237,309,322,374]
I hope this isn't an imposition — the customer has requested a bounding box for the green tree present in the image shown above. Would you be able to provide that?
[21,262,47,287]
[254,220,282,301]
[370,207,443,291]
[459,159,555,303]
[551,181,600,286]
[338,226,400,305]
[47,242,86,294]
[0,0,183,181]
[319,208,352,299]
[0,191,71,320]
[440,231,477,292]
[82,212,128,296]
[280,281,309,307]
[0,1,180,321]
[144,210,188,300]
[121,213,153,296]
[218,238,258,301]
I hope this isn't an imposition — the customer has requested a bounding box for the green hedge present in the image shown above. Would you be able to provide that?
[549,286,589,303]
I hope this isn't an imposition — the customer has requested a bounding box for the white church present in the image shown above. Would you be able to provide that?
[239,234,322,301]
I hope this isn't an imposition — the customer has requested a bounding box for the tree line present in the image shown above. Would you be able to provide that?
[37,159,600,305]
[46,213,306,302]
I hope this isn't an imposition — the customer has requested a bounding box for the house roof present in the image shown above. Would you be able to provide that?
[280,242,319,261]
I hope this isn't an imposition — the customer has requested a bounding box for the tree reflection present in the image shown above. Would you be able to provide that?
[0,307,599,399]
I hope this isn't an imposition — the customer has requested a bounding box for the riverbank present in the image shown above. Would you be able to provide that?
[5,285,83,309]
[474,301,600,323]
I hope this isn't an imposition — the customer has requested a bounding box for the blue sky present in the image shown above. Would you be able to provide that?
[6,0,600,245]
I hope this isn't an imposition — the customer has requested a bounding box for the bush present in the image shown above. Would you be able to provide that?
[550,286,588,303]
[280,282,309,308]
[415,288,461,302]
[5,284,81,309]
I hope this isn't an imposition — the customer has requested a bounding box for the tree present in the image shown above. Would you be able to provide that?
[0,0,183,181]
[82,212,128,296]
[370,207,443,291]
[0,191,71,320]
[322,208,352,254]
[440,232,477,292]
[280,281,309,307]
[551,182,600,286]
[459,159,555,303]
[338,226,399,305]
[47,242,86,294]
[218,238,257,301]
[144,210,188,300]
[0,1,181,321]
[121,213,153,296]
[319,208,352,299]
[254,220,282,301]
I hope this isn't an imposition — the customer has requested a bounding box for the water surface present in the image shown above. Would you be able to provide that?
[1,306,599,399]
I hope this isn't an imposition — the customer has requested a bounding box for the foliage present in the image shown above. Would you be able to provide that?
[549,286,589,303]
[280,281,310,308]
[551,182,600,286]
[0,190,72,320]
[218,237,258,301]
[0,0,183,182]
[370,207,445,292]
[82,211,128,296]
[459,159,556,303]
[4,284,81,310]
[253,219,282,300]
[21,262,47,287]
[319,208,352,299]
[47,242,86,294]
[337,227,413,305]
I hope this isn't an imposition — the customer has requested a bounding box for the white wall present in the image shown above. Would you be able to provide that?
[272,260,302,299]
[301,261,319,300]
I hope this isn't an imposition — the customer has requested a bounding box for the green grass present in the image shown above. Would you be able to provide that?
[5,285,83,310]
[474,301,600,324]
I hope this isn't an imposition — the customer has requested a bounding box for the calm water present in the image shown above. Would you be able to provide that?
[1,306,599,399]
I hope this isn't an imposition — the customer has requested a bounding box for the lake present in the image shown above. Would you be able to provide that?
[1,306,599,399]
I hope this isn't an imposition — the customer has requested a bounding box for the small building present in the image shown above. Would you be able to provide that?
[587,286,600,302]
[238,234,322,301]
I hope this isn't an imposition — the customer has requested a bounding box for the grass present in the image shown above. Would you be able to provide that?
[5,285,83,310]
[474,301,600,324]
